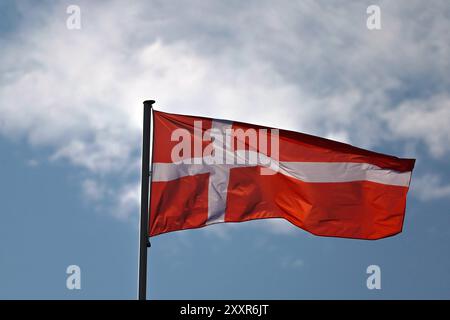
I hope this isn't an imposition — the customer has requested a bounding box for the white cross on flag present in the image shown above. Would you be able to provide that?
[148,110,415,240]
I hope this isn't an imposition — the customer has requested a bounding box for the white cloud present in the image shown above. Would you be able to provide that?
[201,223,235,241]
[82,178,105,201]
[384,95,450,158]
[26,159,39,167]
[115,183,141,220]
[261,219,299,236]
[281,256,305,269]
[412,174,450,201]
[0,0,449,225]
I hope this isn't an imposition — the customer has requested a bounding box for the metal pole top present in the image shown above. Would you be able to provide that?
[143,100,156,108]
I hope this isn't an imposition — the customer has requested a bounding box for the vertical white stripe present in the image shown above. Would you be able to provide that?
[206,120,233,224]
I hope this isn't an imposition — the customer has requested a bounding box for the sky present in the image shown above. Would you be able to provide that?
[0,0,450,299]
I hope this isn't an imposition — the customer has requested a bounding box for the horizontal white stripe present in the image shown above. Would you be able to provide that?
[152,158,411,187]
[279,162,411,186]
[152,162,212,181]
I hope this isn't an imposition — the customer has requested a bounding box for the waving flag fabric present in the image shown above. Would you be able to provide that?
[149,110,415,240]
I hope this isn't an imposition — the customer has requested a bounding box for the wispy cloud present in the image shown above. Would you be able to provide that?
[281,256,305,269]
[82,178,105,201]
[26,159,39,167]
[383,94,450,158]
[412,174,450,201]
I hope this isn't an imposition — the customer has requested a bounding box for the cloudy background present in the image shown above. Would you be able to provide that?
[1,0,449,299]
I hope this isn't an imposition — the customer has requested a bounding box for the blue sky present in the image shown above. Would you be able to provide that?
[1,1,450,299]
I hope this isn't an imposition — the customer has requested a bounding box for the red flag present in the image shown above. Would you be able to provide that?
[149,110,415,240]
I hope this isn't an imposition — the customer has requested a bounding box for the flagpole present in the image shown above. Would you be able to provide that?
[138,99,155,300]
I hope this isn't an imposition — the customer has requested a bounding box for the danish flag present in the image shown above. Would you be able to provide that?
[148,110,415,240]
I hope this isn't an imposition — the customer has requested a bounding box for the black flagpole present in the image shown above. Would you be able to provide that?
[138,99,155,300]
